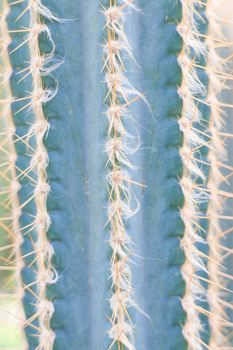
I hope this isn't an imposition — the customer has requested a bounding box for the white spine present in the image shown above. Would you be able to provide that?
[0,1,26,349]
[103,1,142,349]
[8,1,59,349]
[178,1,209,349]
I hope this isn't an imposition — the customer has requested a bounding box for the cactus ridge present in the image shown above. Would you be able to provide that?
[178,1,211,349]
[103,0,144,349]
[179,0,233,349]
[4,1,59,349]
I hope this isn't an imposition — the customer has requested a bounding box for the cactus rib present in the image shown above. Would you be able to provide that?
[6,1,59,349]
[103,1,143,349]
[26,2,56,349]
[178,1,210,349]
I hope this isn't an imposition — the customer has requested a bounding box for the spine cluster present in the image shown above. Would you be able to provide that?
[179,0,233,349]
[27,3,54,349]
[8,1,59,349]
[103,1,142,349]
[178,1,210,349]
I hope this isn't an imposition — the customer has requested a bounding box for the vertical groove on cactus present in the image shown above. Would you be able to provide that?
[0,1,26,348]
[206,1,233,348]
[6,1,58,349]
[103,1,142,349]
[178,1,210,349]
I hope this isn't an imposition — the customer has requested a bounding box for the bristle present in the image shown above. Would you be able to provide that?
[179,1,233,349]
[178,1,210,349]
[103,1,143,349]
[7,1,59,349]
[0,0,26,349]
[23,2,56,349]
[206,1,233,348]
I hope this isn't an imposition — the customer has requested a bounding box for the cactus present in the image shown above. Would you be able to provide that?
[0,1,26,349]
[0,0,233,350]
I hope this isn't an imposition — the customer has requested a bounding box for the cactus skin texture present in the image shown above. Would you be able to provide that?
[8,1,110,349]
[43,1,110,349]
[5,0,188,349]
[130,1,187,350]
[5,1,233,350]
[7,2,41,349]
[43,1,187,349]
